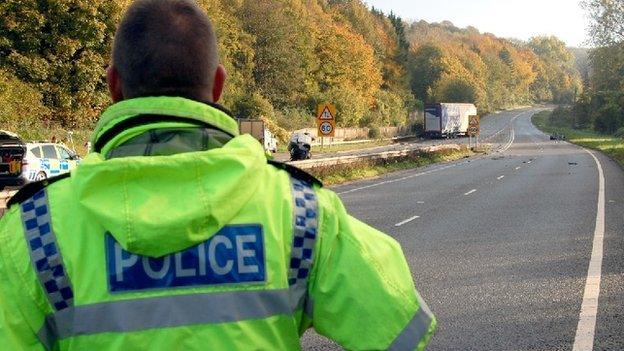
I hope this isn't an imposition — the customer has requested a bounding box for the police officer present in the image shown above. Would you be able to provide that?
[0,1,435,350]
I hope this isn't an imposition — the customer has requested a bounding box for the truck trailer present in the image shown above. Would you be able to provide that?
[424,103,477,138]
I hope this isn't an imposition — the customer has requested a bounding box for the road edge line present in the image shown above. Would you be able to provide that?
[572,149,606,351]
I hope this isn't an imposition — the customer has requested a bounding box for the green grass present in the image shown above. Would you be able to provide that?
[310,147,474,185]
[532,111,624,167]
[277,139,396,154]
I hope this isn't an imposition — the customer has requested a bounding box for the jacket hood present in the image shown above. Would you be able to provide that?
[74,134,266,257]
[74,97,265,257]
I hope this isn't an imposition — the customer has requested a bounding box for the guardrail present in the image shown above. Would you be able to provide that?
[288,143,464,170]
[310,134,418,147]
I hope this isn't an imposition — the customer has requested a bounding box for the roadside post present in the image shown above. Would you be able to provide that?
[317,103,336,150]
[468,115,480,150]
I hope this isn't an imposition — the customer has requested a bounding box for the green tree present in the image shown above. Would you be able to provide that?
[410,44,444,102]
[0,0,121,127]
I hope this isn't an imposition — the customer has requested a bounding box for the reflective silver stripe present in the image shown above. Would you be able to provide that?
[388,295,435,351]
[36,320,57,351]
[39,289,292,339]
[288,177,318,315]
[20,189,74,312]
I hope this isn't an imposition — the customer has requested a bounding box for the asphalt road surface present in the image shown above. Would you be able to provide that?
[302,108,624,350]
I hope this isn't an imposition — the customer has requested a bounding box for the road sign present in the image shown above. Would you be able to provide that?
[316,103,336,137]
[317,103,336,121]
[467,115,480,136]
[319,121,334,136]
[469,115,480,126]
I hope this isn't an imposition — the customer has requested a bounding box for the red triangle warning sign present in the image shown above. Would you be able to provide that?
[319,106,334,120]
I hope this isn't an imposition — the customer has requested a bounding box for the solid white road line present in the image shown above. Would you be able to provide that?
[572,149,606,351]
[464,189,477,196]
[500,127,516,152]
[395,215,420,227]
[497,175,505,180]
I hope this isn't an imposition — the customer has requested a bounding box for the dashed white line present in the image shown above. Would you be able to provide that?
[394,215,420,227]
[572,149,606,351]
[515,167,521,170]
[497,175,505,180]
[417,201,425,204]
[464,189,477,196]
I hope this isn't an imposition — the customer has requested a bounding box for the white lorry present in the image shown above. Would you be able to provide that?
[424,103,477,138]
[237,119,278,153]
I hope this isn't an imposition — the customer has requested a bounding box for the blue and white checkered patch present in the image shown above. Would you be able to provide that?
[288,178,318,287]
[21,190,74,311]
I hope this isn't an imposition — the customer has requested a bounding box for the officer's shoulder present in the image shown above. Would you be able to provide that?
[7,173,71,208]
[267,160,323,188]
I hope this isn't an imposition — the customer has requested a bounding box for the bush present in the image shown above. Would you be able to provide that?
[0,69,49,132]
[368,125,381,139]
[615,127,624,139]
[411,122,424,136]
[274,107,315,131]
[549,106,574,128]
[231,92,275,120]
[594,102,623,134]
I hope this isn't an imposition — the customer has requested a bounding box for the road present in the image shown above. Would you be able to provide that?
[302,108,624,350]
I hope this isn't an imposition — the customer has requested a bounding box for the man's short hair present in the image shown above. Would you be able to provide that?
[112,0,219,101]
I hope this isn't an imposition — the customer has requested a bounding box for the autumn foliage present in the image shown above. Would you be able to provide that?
[1,0,582,133]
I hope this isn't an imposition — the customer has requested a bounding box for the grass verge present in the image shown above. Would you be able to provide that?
[307,146,474,186]
[532,111,624,167]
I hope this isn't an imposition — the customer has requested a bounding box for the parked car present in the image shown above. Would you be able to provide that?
[0,132,80,190]
[0,130,26,190]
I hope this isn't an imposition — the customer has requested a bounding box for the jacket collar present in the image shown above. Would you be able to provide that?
[91,96,239,154]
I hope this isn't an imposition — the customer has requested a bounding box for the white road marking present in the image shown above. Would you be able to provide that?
[337,162,461,195]
[499,127,516,152]
[417,201,425,204]
[482,111,525,142]
[572,149,606,351]
[515,167,521,170]
[497,175,505,180]
[395,215,420,227]
[464,189,477,196]
[338,109,529,196]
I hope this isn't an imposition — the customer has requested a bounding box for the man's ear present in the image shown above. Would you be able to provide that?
[212,64,226,103]
[107,65,124,103]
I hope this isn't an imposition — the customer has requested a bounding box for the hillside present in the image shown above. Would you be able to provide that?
[0,0,582,136]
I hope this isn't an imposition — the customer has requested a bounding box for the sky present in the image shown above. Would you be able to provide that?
[365,0,590,47]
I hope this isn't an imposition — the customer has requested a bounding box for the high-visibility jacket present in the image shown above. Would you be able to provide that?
[0,96,436,350]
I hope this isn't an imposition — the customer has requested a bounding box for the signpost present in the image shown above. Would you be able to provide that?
[316,103,336,149]
[467,115,480,149]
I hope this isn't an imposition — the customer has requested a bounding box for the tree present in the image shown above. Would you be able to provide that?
[0,0,121,127]
[582,0,624,46]
[410,44,445,103]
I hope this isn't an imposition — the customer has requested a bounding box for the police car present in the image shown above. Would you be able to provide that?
[22,142,80,182]
[1,132,80,190]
